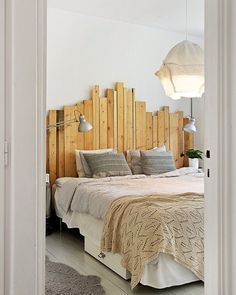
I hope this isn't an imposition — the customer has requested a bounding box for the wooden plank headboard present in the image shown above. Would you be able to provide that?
[46,82,194,184]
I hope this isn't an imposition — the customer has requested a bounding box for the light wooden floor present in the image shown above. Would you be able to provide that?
[46,230,204,295]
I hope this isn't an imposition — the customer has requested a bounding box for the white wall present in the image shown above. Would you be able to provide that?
[47,8,204,150]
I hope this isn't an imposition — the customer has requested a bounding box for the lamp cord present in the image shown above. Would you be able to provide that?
[185,0,188,40]
[191,97,193,118]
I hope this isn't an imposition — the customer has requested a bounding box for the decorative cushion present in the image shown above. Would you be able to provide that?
[83,153,132,178]
[126,146,166,174]
[75,148,117,177]
[131,157,143,175]
[140,150,176,175]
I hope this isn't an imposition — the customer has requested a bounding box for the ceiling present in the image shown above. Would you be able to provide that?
[48,0,204,37]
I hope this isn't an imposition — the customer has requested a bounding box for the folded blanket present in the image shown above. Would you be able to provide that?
[101,193,204,289]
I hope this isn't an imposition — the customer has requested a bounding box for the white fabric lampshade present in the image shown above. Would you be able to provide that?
[156,40,204,100]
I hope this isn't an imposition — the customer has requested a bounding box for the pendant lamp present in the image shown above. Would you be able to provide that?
[155,0,204,100]
[155,40,204,100]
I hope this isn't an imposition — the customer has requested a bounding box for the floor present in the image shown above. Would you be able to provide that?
[46,229,204,295]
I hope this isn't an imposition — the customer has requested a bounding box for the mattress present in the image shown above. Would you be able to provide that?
[56,170,204,220]
[55,195,200,289]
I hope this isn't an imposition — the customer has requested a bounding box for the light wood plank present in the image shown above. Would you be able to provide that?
[113,91,118,150]
[169,113,179,167]
[99,97,108,149]
[92,85,100,149]
[76,103,84,150]
[177,111,184,168]
[116,82,124,151]
[132,88,136,149]
[163,106,170,150]
[64,106,79,177]
[57,110,65,178]
[152,115,158,148]
[123,88,127,150]
[48,110,57,184]
[84,100,93,150]
[124,89,133,150]
[135,101,146,150]
[157,111,165,147]
[107,89,115,148]
[146,112,153,150]
[184,117,194,166]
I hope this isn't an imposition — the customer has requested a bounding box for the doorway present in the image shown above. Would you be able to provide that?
[1,0,235,294]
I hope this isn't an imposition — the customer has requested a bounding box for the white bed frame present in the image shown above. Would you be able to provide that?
[84,237,130,280]
[56,202,200,289]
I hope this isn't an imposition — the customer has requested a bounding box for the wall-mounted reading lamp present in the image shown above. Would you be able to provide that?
[47,110,93,132]
[183,98,196,133]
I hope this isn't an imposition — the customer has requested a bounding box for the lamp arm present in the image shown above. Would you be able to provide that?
[47,118,76,130]
[47,110,83,130]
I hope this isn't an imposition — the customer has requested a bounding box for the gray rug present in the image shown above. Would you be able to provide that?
[46,257,105,295]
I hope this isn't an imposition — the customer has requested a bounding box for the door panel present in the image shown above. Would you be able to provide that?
[0,0,5,294]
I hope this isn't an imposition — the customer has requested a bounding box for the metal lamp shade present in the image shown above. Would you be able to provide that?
[78,114,93,132]
[156,40,204,100]
[183,118,196,133]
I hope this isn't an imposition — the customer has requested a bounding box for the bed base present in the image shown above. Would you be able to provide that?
[84,237,131,280]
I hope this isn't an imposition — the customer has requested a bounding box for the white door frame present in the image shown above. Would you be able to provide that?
[2,0,236,294]
[0,0,5,294]
[3,0,46,294]
[204,0,236,294]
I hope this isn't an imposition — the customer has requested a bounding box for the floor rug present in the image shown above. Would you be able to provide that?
[46,257,105,295]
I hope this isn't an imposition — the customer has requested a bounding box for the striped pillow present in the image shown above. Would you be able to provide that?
[84,153,132,178]
[127,146,166,175]
[140,151,176,175]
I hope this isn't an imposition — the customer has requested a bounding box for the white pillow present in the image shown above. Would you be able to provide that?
[75,148,117,177]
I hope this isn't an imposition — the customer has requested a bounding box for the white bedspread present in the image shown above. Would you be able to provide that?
[56,168,204,220]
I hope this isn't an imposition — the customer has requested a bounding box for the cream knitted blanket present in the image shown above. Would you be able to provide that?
[101,193,204,289]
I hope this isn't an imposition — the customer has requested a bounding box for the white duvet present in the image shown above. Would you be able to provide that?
[55,168,204,220]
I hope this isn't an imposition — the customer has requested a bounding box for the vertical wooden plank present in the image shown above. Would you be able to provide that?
[92,85,100,149]
[132,88,136,149]
[157,111,165,147]
[76,103,84,150]
[64,106,79,177]
[125,89,133,150]
[135,101,146,150]
[113,91,118,150]
[48,110,57,184]
[116,82,124,151]
[84,100,93,150]
[99,97,108,149]
[169,113,179,167]
[177,111,184,168]
[163,106,170,150]
[123,88,127,151]
[57,110,65,178]
[152,115,158,148]
[184,117,194,166]
[146,112,153,150]
[107,89,115,148]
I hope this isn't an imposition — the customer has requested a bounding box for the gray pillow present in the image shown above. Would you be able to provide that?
[131,157,143,174]
[140,151,176,175]
[80,150,116,177]
[129,146,167,175]
[84,153,132,178]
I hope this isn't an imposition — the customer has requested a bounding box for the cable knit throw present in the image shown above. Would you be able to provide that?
[101,193,204,289]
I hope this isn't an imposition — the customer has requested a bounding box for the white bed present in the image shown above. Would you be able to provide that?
[53,168,204,289]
